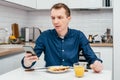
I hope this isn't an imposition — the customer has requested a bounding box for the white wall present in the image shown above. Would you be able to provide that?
[28,9,113,41]
[113,0,120,79]
[0,5,28,35]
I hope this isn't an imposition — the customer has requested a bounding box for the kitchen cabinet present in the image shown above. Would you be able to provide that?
[36,0,53,9]
[68,0,102,9]
[5,0,36,8]
[0,52,24,75]
[5,0,19,3]
[3,0,113,10]
[92,47,113,70]
[36,0,112,9]
[36,0,68,9]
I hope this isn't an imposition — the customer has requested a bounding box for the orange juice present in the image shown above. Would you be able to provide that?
[74,66,84,77]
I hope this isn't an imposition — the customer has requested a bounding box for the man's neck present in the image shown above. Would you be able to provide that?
[58,28,68,38]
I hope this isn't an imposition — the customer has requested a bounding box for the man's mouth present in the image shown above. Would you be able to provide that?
[55,26,60,28]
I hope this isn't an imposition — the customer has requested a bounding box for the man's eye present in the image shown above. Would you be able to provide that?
[58,16,62,19]
[51,17,55,20]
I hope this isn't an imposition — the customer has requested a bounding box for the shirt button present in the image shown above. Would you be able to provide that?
[62,50,64,52]
[62,40,64,42]
[62,59,64,61]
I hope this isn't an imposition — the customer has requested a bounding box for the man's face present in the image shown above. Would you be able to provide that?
[51,8,71,33]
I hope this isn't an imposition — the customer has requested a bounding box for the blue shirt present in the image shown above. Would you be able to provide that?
[22,28,102,68]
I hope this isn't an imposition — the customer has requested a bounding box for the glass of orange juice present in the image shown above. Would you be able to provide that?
[73,62,85,77]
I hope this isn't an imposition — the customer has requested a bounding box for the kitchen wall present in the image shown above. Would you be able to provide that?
[0,5,28,35]
[28,9,113,41]
[0,4,113,41]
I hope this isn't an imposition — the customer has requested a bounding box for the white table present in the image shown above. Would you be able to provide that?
[0,68,111,80]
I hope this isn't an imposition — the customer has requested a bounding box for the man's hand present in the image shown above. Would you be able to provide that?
[24,53,39,68]
[90,60,103,73]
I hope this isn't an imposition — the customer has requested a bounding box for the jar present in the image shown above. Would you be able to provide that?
[88,35,93,43]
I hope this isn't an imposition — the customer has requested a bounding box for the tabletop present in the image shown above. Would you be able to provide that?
[0,67,112,80]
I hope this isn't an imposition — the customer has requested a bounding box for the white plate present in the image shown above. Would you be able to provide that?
[47,66,69,73]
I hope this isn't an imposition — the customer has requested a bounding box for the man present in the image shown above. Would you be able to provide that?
[21,3,103,73]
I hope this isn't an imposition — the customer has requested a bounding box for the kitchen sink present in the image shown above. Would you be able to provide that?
[0,44,23,48]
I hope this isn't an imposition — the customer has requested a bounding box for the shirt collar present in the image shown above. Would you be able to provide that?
[53,28,71,39]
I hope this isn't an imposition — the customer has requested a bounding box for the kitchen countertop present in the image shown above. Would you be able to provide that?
[90,43,113,47]
[0,43,34,57]
[0,48,24,57]
[0,68,112,80]
[0,43,113,57]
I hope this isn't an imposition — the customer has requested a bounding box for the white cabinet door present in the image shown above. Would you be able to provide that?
[5,0,36,8]
[36,0,68,9]
[21,0,36,8]
[68,0,103,9]
[37,0,103,9]
[0,53,24,75]
[5,0,20,3]
[92,47,113,70]
[36,0,53,9]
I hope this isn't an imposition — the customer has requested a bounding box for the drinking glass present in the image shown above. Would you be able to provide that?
[73,62,85,77]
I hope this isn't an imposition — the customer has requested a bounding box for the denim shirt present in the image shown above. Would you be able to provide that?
[21,28,102,68]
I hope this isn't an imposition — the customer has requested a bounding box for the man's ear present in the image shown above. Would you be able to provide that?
[68,16,71,21]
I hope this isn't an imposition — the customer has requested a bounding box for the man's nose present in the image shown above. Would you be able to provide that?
[54,18,59,24]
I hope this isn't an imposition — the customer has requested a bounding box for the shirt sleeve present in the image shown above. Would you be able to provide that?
[21,33,45,69]
[34,33,45,57]
[79,32,102,65]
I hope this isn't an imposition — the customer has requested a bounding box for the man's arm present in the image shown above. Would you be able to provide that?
[21,33,45,69]
[78,31,103,73]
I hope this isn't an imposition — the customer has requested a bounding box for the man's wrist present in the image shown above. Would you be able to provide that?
[21,57,32,69]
